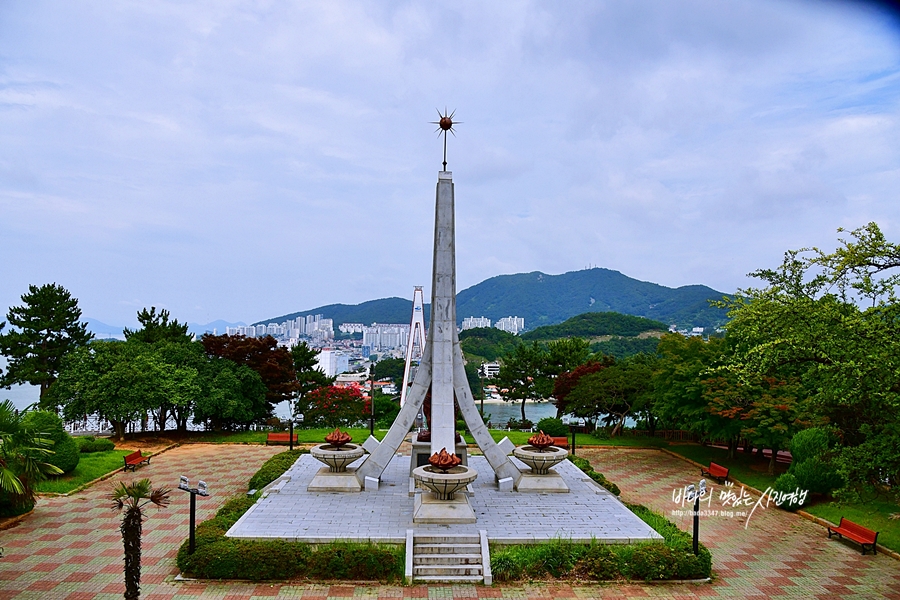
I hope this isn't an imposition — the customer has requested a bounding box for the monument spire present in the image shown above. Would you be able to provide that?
[356,118,520,488]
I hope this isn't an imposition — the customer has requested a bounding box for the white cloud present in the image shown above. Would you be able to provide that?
[0,0,898,323]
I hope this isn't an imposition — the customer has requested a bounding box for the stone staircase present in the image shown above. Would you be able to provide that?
[406,530,492,584]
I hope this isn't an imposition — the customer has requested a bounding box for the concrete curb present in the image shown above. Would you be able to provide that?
[0,508,34,532]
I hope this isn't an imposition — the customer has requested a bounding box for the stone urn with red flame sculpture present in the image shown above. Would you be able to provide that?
[411,448,479,523]
[512,431,570,493]
[308,428,366,492]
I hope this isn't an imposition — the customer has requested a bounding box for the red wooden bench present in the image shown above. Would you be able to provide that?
[123,450,150,472]
[266,432,299,446]
[700,462,729,483]
[551,436,570,451]
[828,517,879,555]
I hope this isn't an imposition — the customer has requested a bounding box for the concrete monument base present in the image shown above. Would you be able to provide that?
[307,467,362,493]
[514,471,570,493]
[413,491,477,524]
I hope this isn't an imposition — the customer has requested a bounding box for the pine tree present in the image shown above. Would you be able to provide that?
[0,283,93,399]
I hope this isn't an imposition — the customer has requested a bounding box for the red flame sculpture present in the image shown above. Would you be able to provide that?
[428,448,462,472]
[528,430,554,450]
[325,428,352,448]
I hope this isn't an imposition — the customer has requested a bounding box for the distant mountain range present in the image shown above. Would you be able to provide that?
[261,268,729,329]
[83,318,246,339]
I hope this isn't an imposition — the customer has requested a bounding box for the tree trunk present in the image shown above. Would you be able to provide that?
[768,449,777,475]
[113,420,126,442]
[647,413,657,437]
[728,437,738,460]
[121,507,143,600]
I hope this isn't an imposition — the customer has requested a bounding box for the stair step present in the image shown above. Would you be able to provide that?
[414,543,481,554]
[416,575,484,583]
[414,554,482,565]
[414,535,480,545]
[414,565,483,576]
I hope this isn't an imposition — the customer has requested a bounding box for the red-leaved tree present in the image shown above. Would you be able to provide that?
[200,334,297,405]
[299,385,370,428]
[552,358,613,417]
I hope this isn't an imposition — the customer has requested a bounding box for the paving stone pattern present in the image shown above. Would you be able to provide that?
[1,444,899,599]
[228,454,661,544]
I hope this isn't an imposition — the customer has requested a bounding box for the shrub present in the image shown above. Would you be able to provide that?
[248,449,306,491]
[790,427,834,464]
[772,473,805,511]
[21,410,80,474]
[536,417,568,437]
[576,544,620,580]
[489,552,523,582]
[568,455,592,473]
[76,436,116,453]
[790,457,844,496]
[625,543,678,580]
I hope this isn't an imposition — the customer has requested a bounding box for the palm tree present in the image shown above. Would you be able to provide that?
[112,479,170,600]
[0,400,62,512]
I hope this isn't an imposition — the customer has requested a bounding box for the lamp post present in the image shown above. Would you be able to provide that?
[569,421,578,456]
[288,395,295,451]
[178,476,209,555]
[685,478,707,556]
[478,363,486,418]
[369,363,376,436]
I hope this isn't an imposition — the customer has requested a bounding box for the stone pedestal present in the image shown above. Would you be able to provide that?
[308,443,365,493]
[412,490,476,523]
[308,467,363,492]
[411,464,478,524]
[409,435,468,476]
[512,445,569,493]
[514,471,569,493]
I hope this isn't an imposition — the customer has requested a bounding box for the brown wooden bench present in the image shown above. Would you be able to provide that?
[828,517,879,555]
[123,450,150,472]
[266,432,299,445]
[700,462,729,483]
[551,436,570,451]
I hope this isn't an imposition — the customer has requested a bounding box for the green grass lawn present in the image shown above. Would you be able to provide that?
[804,498,900,554]
[185,428,389,444]
[663,444,787,491]
[35,450,131,494]
[580,433,671,447]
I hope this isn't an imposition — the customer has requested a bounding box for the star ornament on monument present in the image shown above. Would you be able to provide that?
[430,108,462,170]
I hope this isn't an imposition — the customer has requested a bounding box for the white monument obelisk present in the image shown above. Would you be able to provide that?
[356,112,521,491]
[399,286,426,408]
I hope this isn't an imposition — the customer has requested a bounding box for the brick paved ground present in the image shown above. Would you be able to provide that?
[1,444,898,599]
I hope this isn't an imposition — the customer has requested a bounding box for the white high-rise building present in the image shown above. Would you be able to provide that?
[316,349,350,378]
[461,316,491,330]
[495,316,525,335]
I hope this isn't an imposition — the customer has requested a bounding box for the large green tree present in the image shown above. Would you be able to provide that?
[721,223,900,490]
[496,341,548,422]
[52,341,175,440]
[566,354,654,436]
[0,283,93,399]
[123,307,191,344]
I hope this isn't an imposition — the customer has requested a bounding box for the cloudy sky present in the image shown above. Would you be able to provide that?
[1,0,899,328]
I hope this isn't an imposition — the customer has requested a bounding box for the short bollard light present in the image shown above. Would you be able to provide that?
[178,476,210,555]
[685,478,707,556]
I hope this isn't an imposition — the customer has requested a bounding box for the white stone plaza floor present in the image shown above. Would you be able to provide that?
[227,453,663,544]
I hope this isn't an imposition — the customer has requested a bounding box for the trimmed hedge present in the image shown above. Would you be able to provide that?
[248,449,307,491]
[490,456,711,582]
[491,504,712,582]
[177,450,403,581]
[75,436,116,453]
[568,455,621,496]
